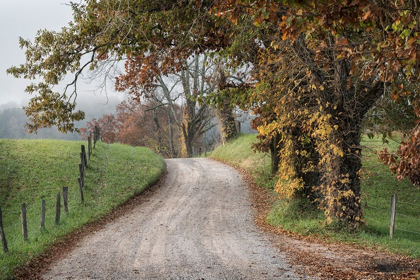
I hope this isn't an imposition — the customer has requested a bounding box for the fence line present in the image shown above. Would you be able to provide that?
[396,212,420,219]
[0,128,100,253]
[398,201,418,207]
[366,205,387,211]
[369,201,417,215]
[395,227,420,235]
[365,194,418,239]
[388,193,419,239]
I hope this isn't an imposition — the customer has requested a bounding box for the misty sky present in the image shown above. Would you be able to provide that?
[0,0,122,108]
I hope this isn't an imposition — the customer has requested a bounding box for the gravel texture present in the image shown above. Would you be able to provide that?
[42,158,297,280]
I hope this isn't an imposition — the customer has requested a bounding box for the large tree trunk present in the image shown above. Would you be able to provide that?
[323,118,364,224]
[295,132,321,201]
[152,108,165,156]
[292,36,385,225]
[269,133,281,176]
[181,124,194,157]
[177,56,214,158]
[168,112,177,158]
[321,68,384,225]
[216,69,238,145]
[216,96,238,145]
[180,98,196,158]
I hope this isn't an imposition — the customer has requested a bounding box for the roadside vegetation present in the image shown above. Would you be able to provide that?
[211,134,420,259]
[0,139,165,279]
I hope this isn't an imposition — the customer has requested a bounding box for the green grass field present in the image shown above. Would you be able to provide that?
[0,139,165,279]
[210,134,420,258]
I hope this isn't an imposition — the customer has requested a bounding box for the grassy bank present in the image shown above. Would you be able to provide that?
[0,139,165,279]
[210,134,420,258]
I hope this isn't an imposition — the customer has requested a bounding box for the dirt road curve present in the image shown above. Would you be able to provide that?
[43,158,297,280]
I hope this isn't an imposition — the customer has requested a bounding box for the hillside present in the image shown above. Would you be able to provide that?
[211,134,420,258]
[0,139,165,278]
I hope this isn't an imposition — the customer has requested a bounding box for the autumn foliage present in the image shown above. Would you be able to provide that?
[380,111,420,186]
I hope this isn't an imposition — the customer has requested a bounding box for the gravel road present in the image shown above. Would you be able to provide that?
[42,158,297,279]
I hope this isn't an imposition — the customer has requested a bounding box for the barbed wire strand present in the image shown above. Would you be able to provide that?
[365,197,389,201]
[398,201,418,207]
[366,195,418,205]
[366,205,420,221]
[367,205,388,211]
[395,227,420,235]
[396,212,420,220]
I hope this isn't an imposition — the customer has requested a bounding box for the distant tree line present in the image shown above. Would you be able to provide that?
[79,99,221,158]
[0,107,80,140]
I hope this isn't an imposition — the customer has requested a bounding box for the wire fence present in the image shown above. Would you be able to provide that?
[367,194,420,238]
[367,205,385,211]
[398,201,418,207]
[395,227,420,235]
[0,128,101,253]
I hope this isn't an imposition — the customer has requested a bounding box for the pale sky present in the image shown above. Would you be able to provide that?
[0,0,122,108]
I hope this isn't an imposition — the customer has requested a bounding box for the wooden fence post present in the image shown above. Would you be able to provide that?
[0,207,8,253]
[55,193,61,225]
[96,126,100,141]
[21,203,28,241]
[80,152,86,171]
[88,134,92,160]
[94,126,98,148]
[390,194,398,239]
[78,178,84,203]
[41,199,46,230]
[81,145,87,168]
[79,163,85,187]
[63,187,69,213]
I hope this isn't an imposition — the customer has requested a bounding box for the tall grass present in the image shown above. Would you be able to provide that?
[0,140,165,279]
[210,134,420,258]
